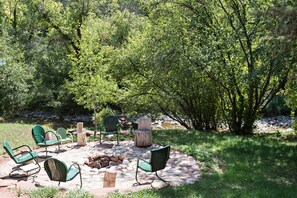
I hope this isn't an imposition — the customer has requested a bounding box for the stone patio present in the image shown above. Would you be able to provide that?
[0,141,200,197]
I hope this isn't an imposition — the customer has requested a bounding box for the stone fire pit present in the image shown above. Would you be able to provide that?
[85,155,124,169]
[0,141,200,196]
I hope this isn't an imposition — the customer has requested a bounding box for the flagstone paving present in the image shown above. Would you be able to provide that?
[0,140,200,197]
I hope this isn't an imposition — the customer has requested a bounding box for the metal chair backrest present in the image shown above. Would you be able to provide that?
[103,116,119,132]
[56,128,67,139]
[3,141,17,163]
[150,145,170,172]
[32,125,45,144]
[44,158,68,182]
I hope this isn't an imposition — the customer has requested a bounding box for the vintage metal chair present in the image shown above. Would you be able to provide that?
[44,158,82,189]
[3,140,41,177]
[135,145,171,184]
[99,116,120,145]
[31,125,60,157]
[56,127,73,148]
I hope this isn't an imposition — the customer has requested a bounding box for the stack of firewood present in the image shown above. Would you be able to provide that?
[85,155,124,169]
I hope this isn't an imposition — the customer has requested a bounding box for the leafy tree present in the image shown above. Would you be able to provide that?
[179,0,294,134]
[120,0,295,134]
[66,2,145,115]
[0,0,80,113]
[1,0,295,136]
[116,2,220,130]
[0,31,34,115]
[268,1,297,114]
[67,15,119,109]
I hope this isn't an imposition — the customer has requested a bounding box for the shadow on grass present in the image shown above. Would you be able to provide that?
[137,130,297,198]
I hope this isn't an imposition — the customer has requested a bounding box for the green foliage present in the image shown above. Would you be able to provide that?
[264,94,291,116]
[29,188,93,198]
[0,0,84,114]
[26,37,73,112]
[266,0,297,116]
[64,189,95,198]
[67,4,146,113]
[118,0,295,134]
[0,32,34,115]
[117,2,220,130]
[67,18,119,111]
[0,0,296,136]
[29,187,60,198]
[93,106,115,124]
[285,66,297,114]
[293,119,297,132]
[268,0,297,41]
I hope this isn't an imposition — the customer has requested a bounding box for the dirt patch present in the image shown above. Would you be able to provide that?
[0,157,29,197]
[0,156,9,164]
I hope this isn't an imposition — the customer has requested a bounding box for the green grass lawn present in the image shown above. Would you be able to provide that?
[0,123,36,155]
[0,121,60,155]
[1,121,297,197]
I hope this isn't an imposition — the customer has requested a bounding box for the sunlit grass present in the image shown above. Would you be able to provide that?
[0,123,36,154]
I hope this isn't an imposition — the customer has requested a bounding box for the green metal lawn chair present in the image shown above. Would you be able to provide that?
[99,116,120,145]
[56,127,73,148]
[3,140,41,177]
[135,145,171,184]
[44,158,82,189]
[31,125,60,157]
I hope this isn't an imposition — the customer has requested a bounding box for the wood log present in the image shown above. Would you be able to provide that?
[77,122,83,133]
[135,130,152,147]
[103,171,117,188]
[77,132,87,146]
[137,117,152,131]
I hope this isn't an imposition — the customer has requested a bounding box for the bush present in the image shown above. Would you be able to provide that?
[65,190,95,198]
[93,107,118,125]
[263,95,291,116]
[293,119,297,132]
[29,187,60,198]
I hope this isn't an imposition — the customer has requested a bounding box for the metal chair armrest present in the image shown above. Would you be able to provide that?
[13,149,36,159]
[13,144,33,152]
[137,158,150,165]
[67,133,74,141]
[56,134,62,140]
[68,162,81,172]
[12,144,34,158]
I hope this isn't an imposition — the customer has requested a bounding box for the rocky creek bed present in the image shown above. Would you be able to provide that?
[13,112,296,132]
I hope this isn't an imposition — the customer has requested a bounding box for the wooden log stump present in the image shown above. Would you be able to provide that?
[77,122,83,133]
[135,130,152,147]
[77,122,87,146]
[137,117,152,131]
[103,171,117,188]
[77,132,87,146]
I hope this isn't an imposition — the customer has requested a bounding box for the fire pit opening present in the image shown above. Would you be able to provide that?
[85,155,124,169]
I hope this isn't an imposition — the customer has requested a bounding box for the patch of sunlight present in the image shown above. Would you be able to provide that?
[268,176,294,186]
[211,157,224,174]
[228,183,245,190]
[212,164,224,174]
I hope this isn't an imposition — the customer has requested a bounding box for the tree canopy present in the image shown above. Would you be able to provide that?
[0,0,296,134]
